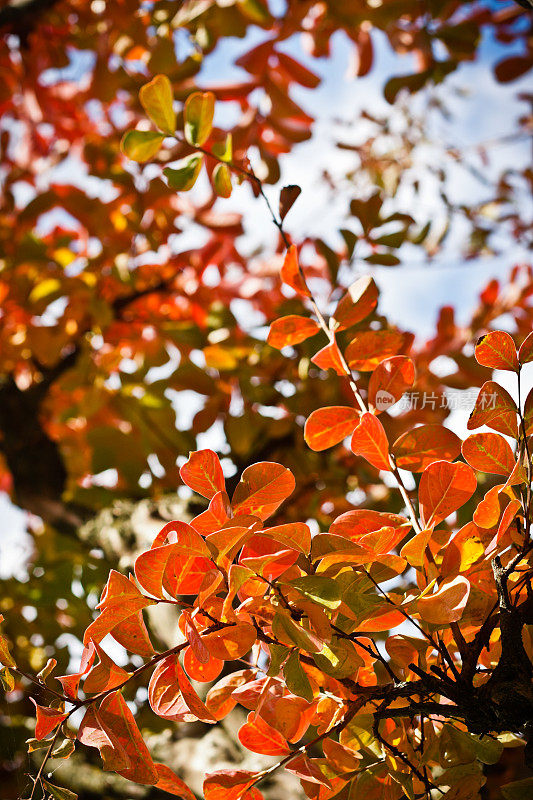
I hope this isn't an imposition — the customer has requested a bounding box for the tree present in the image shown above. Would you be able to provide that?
[0,1,532,799]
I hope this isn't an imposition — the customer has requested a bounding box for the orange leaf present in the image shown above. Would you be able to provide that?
[304,406,359,451]
[83,596,154,646]
[311,339,346,375]
[392,425,461,472]
[462,432,516,475]
[345,330,406,371]
[83,641,131,694]
[475,331,518,372]
[280,245,310,297]
[97,690,159,784]
[286,754,331,787]
[329,509,408,541]
[232,462,295,520]
[154,763,197,800]
[203,622,257,661]
[350,412,391,471]
[267,315,320,349]
[175,657,217,723]
[332,276,378,331]
[204,769,257,800]
[78,704,130,772]
[473,484,506,529]
[238,712,291,756]
[467,381,518,438]
[206,669,254,719]
[192,490,231,534]
[416,576,470,625]
[400,528,434,568]
[519,330,533,364]
[31,700,68,740]
[419,460,477,527]
[239,535,298,581]
[368,356,415,412]
[180,449,225,499]
[184,646,223,683]
[261,522,311,555]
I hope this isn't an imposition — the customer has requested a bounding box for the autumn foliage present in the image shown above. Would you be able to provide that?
[1,2,533,800]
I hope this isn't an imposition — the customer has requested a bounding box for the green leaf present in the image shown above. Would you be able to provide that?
[184,91,215,146]
[163,155,203,191]
[267,643,289,677]
[0,667,14,690]
[212,133,233,162]
[120,130,165,162]
[283,650,313,702]
[272,612,323,654]
[285,576,341,610]
[213,163,232,197]
[502,778,533,799]
[42,780,78,800]
[51,738,76,759]
[139,74,176,135]
[444,724,503,765]
[312,637,363,679]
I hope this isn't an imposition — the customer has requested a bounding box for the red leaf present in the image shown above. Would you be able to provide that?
[419,460,477,527]
[475,331,518,372]
[180,449,225,499]
[285,754,331,787]
[267,315,320,349]
[345,330,406,371]
[238,712,291,756]
[280,245,310,297]
[311,339,346,376]
[192,490,231,534]
[467,381,518,438]
[350,412,391,471]
[392,424,461,472]
[232,462,295,520]
[304,406,359,451]
[31,700,68,740]
[368,356,415,412]
[462,432,516,475]
[332,276,378,331]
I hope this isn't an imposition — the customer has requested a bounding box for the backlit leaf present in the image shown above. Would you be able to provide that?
[164,155,203,191]
[31,700,68,740]
[213,162,232,197]
[462,432,516,475]
[180,449,225,499]
[475,331,518,372]
[519,331,533,364]
[392,424,461,472]
[120,130,165,162]
[267,315,320,349]
[350,412,391,471]
[283,649,314,702]
[184,91,215,146]
[232,462,295,520]
[332,276,378,331]
[304,406,359,451]
[238,712,291,756]
[345,330,406,371]
[139,74,176,134]
[280,245,310,297]
[419,460,477,527]
[368,356,415,412]
[416,576,470,625]
[467,381,518,438]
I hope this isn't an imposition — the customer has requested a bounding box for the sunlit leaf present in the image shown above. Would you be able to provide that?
[139,74,176,134]
[419,460,477,527]
[184,91,215,146]
[120,130,165,162]
[304,406,359,451]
